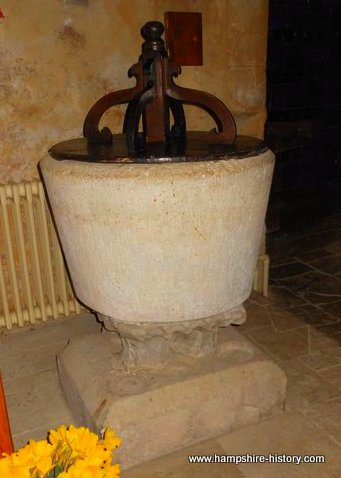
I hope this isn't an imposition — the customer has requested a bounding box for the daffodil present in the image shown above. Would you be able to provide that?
[0,455,30,478]
[92,443,112,467]
[63,425,99,459]
[0,424,120,477]
[13,440,55,475]
[49,425,68,446]
[102,463,121,478]
[59,458,104,478]
[103,428,121,451]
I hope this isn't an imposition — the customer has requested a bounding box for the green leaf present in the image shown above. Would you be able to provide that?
[45,465,62,478]
[54,465,63,477]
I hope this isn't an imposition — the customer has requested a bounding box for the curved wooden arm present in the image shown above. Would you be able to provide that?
[83,63,144,144]
[165,63,236,144]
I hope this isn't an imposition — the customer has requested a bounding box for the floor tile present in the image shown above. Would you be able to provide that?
[316,323,341,345]
[279,271,341,305]
[294,248,334,262]
[0,317,101,450]
[1,343,63,385]
[284,384,312,412]
[245,326,309,361]
[317,364,341,392]
[299,346,341,371]
[265,305,306,331]
[0,314,101,386]
[217,411,341,477]
[303,397,341,445]
[237,303,271,332]
[0,314,100,355]
[268,228,341,263]
[4,367,58,396]
[248,290,276,306]
[304,229,341,250]
[309,255,341,276]
[288,304,338,326]
[7,371,74,436]
[267,286,308,309]
[270,261,314,281]
[272,272,317,293]
[279,358,340,404]
[325,241,341,255]
[306,328,340,357]
[319,301,341,320]
[123,438,244,477]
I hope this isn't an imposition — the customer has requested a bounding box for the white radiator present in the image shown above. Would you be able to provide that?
[0,181,82,329]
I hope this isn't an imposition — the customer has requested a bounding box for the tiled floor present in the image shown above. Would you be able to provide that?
[0,315,101,446]
[1,213,340,476]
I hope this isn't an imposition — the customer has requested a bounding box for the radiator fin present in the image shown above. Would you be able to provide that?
[0,182,83,329]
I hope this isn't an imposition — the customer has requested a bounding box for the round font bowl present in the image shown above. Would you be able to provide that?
[40,149,274,323]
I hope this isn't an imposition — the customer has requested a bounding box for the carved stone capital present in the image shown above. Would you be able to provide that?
[98,305,246,369]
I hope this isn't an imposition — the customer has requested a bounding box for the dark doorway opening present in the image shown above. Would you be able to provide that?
[265,0,341,233]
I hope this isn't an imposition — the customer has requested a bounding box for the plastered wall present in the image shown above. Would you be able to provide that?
[0,0,268,182]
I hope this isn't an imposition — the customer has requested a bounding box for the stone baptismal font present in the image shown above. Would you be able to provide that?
[40,19,286,469]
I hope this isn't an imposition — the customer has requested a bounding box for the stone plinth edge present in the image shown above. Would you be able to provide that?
[57,326,287,469]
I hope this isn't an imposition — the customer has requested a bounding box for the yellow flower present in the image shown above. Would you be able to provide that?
[49,425,68,445]
[80,449,106,467]
[0,455,30,478]
[57,456,120,478]
[102,463,121,478]
[49,424,100,464]
[65,426,99,458]
[10,448,33,468]
[12,440,55,475]
[103,429,121,451]
[1,425,120,477]
[60,458,104,478]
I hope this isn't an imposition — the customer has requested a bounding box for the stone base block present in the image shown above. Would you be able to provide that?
[57,327,286,469]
